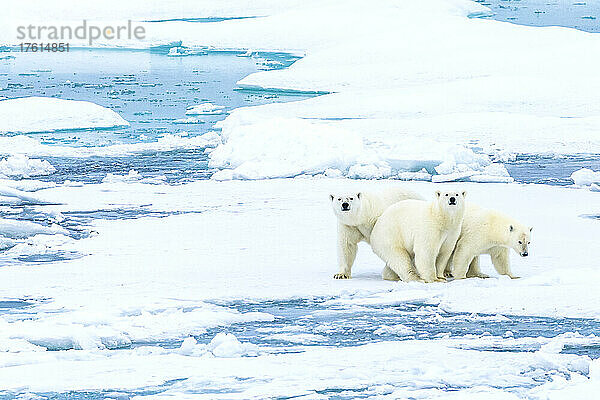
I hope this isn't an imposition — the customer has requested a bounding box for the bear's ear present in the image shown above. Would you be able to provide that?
[435,190,441,198]
[356,192,361,199]
[329,194,334,201]
[509,225,514,232]
[462,190,467,197]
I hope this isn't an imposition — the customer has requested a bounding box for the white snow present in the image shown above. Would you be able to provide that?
[373,324,416,336]
[0,97,129,134]
[206,332,260,357]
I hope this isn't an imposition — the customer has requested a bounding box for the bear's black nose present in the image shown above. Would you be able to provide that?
[522,252,528,257]
[342,202,349,210]
[449,197,456,204]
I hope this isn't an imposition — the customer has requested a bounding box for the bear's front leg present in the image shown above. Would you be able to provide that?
[435,241,458,281]
[489,247,519,278]
[414,242,439,283]
[334,224,362,279]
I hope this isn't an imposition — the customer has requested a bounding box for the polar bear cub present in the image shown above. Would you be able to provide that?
[449,203,532,280]
[370,190,466,283]
[330,187,423,279]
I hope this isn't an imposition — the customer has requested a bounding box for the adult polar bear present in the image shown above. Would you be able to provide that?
[370,190,466,283]
[449,204,532,280]
[330,187,423,279]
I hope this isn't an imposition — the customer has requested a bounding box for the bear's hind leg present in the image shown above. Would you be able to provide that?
[466,256,489,278]
[490,247,518,279]
[386,248,422,282]
[382,265,400,281]
[451,244,475,280]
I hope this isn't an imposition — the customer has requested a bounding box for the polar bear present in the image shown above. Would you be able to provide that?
[449,204,532,280]
[330,187,423,279]
[370,190,466,283]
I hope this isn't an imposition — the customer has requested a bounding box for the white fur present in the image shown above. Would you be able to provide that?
[370,190,466,283]
[330,187,423,279]
[450,203,532,280]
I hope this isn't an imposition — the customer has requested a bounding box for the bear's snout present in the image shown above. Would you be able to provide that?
[341,202,350,211]
[449,197,456,205]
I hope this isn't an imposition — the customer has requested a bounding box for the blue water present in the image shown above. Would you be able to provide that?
[481,0,600,33]
[0,48,311,184]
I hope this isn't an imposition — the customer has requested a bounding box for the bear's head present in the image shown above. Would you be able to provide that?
[508,224,532,257]
[330,192,362,221]
[434,189,466,216]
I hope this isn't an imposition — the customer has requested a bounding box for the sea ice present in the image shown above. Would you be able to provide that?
[571,167,600,187]
[0,132,219,158]
[0,155,56,179]
[206,332,260,357]
[0,179,597,397]
[0,219,68,239]
[0,97,129,134]
[186,103,227,115]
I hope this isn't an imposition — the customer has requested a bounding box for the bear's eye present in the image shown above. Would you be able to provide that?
[455,193,458,196]
[518,241,522,244]
[338,198,341,201]
[445,194,448,196]
[349,197,353,200]
[528,242,531,244]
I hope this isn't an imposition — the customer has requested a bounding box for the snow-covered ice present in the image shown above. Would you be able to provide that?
[0,179,599,397]
[571,168,600,188]
[0,97,129,134]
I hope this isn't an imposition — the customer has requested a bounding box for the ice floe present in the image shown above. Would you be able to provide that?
[0,97,129,134]
[571,168,600,187]
[0,155,56,179]
[0,132,221,158]
[186,102,227,115]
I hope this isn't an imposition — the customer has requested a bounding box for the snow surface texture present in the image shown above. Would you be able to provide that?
[0,97,129,134]
[1,179,600,398]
